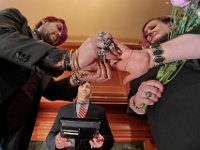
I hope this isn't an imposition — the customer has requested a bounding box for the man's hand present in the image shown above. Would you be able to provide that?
[55,133,72,149]
[129,80,164,114]
[89,133,104,149]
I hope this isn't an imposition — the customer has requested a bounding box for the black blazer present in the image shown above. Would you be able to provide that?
[0,8,77,150]
[0,8,65,104]
[46,102,114,150]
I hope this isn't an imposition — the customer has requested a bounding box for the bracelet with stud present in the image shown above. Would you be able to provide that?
[150,43,165,66]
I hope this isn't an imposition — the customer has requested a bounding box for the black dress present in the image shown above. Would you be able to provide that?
[128,26,200,150]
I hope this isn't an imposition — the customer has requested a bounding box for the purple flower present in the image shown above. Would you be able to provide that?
[170,0,191,8]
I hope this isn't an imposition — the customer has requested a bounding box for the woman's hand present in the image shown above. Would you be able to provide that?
[55,132,72,149]
[107,39,152,85]
[129,80,164,114]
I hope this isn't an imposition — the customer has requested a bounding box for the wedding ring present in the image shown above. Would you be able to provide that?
[145,91,152,100]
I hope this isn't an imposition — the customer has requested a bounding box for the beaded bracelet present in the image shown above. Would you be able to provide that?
[61,52,72,71]
[132,99,142,110]
[70,72,84,86]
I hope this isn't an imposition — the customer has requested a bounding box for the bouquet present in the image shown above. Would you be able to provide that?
[141,0,200,111]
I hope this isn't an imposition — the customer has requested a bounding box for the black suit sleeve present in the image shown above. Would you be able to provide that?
[42,76,78,101]
[46,109,62,150]
[98,108,114,150]
[0,8,68,76]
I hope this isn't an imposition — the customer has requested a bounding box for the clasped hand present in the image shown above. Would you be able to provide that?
[77,32,152,85]
[77,32,120,83]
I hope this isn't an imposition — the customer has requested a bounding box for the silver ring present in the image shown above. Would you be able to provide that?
[98,49,107,61]
[145,91,152,99]
[102,43,107,49]
[103,39,112,48]
[97,32,107,40]
[110,43,117,52]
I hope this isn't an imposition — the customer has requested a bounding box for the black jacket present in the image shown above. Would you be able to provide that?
[0,8,77,150]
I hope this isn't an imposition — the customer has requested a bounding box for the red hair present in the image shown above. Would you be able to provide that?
[141,16,171,48]
[35,16,68,46]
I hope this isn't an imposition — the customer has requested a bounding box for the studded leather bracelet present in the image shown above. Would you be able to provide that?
[150,43,165,66]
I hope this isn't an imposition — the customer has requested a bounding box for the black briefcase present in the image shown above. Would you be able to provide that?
[60,118,101,139]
